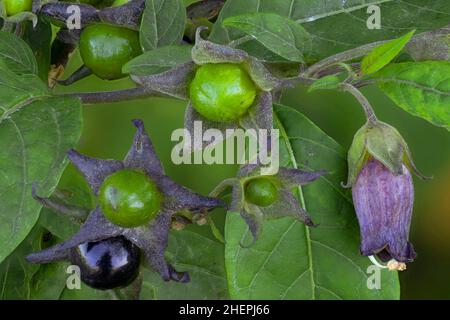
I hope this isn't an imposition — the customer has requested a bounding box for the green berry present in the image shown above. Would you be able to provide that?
[79,23,141,80]
[98,169,162,228]
[4,0,32,16]
[189,63,257,122]
[245,177,279,207]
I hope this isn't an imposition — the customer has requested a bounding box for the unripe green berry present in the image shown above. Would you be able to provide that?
[4,0,32,16]
[245,177,278,207]
[189,63,257,122]
[98,169,162,228]
[79,23,141,80]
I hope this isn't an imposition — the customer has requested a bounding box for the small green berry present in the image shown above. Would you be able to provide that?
[98,169,162,228]
[189,63,257,122]
[245,177,279,207]
[79,23,141,80]
[4,0,32,16]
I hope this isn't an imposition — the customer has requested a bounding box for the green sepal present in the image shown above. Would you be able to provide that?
[344,125,369,188]
[402,137,432,180]
[345,120,429,187]
[365,122,405,176]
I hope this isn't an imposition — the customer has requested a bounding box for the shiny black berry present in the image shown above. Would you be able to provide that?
[69,236,141,290]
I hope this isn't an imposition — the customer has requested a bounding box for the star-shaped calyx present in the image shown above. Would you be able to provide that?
[211,164,326,246]
[26,119,225,283]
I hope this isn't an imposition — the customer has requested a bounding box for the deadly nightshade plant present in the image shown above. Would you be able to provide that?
[343,98,429,271]
[210,164,325,245]
[26,119,225,283]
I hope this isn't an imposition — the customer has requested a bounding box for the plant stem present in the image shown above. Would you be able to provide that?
[341,83,378,124]
[280,75,316,88]
[305,41,387,76]
[63,86,173,104]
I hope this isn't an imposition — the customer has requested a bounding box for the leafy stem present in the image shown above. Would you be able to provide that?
[305,25,449,76]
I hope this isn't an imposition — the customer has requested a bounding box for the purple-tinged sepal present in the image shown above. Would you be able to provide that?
[212,164,325,245]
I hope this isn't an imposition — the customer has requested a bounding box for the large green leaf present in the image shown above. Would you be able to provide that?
[140,0,187,51]
[0,30,37,75]
[141,228,228,299]
[210,0,450,62]
[224,104,400,299]
[375,61,450,130]
[0,68,82,264]
[223,13,310,62]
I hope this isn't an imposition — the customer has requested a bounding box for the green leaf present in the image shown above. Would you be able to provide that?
[140,0,187,51]
[23,19,52,82]
[0,69,82,264]
[123,45,192,76]
[29,261,69,299]
[210,0,450,62]
[223,13,310,62]
[141,229,228,299]
[0,226,44,299]
[308,75,341,92]
[375,61,450,130]
[0,30,37,75]
[224,104,400,299]
[361,30,415,75]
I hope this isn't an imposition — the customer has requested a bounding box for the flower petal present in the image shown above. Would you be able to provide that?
[124,119,164,175]
[353,159,416,263]
[67,149,124,194]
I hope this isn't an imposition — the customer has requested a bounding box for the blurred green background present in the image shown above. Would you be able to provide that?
[56,50,450,300]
